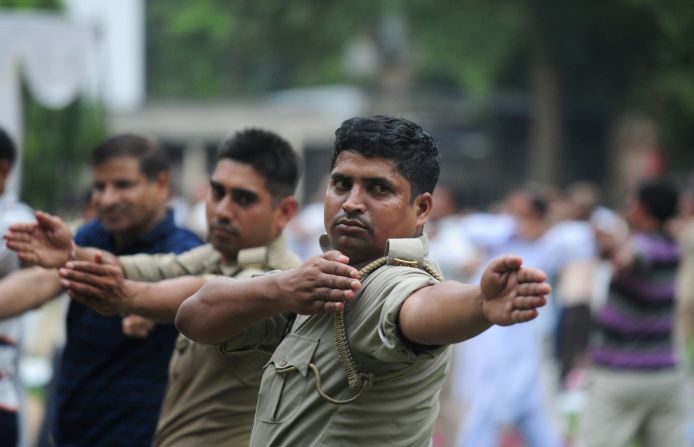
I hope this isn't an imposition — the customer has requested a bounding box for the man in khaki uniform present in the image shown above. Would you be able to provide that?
[7,129,302,446]
[121,240,299,446]
[175,115,552,446]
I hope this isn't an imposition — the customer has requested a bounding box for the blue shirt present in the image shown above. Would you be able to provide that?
[51,210,202,446]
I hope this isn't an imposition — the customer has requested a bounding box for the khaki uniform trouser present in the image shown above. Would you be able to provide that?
[577,367,687,447]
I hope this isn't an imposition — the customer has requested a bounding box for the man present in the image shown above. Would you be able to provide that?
[0,128,34,446]
[1,134,202,446]
[9,129,302,446]
[174,115,551,446]
[453,187,563,447]
[578,179,685,447]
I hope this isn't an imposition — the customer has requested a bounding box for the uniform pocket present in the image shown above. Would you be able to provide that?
[255,334,320,423]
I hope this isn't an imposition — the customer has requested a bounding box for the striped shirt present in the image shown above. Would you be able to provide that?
[50,210,202,446]
[591,231,679,370]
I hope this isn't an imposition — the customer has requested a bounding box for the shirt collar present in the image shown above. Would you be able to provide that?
[130,209,177,249]
[103,209,177,255]
[319,234,431,259]
[216,234,292,276]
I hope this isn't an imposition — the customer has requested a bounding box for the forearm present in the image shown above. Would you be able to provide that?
[398,280,492,346]
[75,246,120,266]
[127,276,206,323]
[0,268,61,319]
[176,275,285,345]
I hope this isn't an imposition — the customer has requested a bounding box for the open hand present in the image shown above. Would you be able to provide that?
[480,254,550,326]
[60,253,132,316]
[4,211,73,268]
[271,250,361,314]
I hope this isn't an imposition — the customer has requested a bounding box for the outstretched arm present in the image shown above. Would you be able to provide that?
[398,255,550,346]
[4,210,115,268]
[0,267,63,319]
[59,256,205,322]
[176,251,361,344]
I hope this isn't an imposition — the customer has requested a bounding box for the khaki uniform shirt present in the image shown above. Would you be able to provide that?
[232,235,451,447]
[120,236,300,447]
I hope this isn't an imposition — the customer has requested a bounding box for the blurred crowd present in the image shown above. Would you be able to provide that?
[284,177,694,447]
[1,121,693,446]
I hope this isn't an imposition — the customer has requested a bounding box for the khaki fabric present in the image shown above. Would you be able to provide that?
[676,220,694,343]
[577,367,686,447]
[121,236,300,447]
[250,235,451,447]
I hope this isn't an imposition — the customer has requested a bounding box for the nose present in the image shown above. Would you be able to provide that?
[98,185,120,208]
[214,193,235,222]
[342,186,365,214]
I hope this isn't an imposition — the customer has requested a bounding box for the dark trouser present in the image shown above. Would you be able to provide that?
[557,304,591,383]
[0,409,18,447]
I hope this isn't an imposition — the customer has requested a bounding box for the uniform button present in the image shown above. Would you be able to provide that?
[278,359,288,367]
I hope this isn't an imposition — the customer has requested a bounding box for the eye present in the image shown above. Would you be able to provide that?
[370,183,391,194]
[209,183,224,200]
[332,177,350,192]
[92,182,105,193]
[114,180,135,190]
[232,190,258,207]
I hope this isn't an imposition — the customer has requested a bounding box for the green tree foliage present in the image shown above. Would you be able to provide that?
[21,94,106,212]
[406,0,694,173]
[0,0,56,8]
[406,0,526,96]
[146,0,384,98]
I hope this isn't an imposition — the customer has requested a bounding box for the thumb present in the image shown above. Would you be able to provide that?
[488,254,522,275]
[35,210,62,230]
[320,250,350,264]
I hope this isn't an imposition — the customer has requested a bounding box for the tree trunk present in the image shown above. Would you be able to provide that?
[527,0,563,185]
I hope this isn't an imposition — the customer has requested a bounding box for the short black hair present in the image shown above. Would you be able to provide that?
[637,178,679,223]
[0,128,17,166]
[526,186,549,217]
[89,134,170,181]
[332,115,440,200]
[216,129,300,201]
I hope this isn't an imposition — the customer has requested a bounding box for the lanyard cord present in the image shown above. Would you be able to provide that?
[278,257,442,406]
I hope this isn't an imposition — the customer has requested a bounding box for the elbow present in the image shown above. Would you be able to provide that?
[174,293,214,344]
[175,283,230,345]
[174,296,197,338]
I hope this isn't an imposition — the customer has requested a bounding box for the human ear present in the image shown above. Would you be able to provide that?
[0,160,11,193]
[275,196,299,231]
[155,171,170,190]
[414,192,433,226]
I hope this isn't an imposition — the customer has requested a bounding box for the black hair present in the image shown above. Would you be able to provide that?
[527,188,549,217]
[507,184,549,217]
[89,134,170,181]
[332,115,440,200]
[637,178,679,223]
[216,129,300,200]
[0,128,17,166]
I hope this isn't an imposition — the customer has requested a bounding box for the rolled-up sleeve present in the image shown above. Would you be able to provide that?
[349,266,445,363]
[121,245,217,281]
[219,313,290,356]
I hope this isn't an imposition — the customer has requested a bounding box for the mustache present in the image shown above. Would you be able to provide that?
[331,213,371,232]
[209,221,240,237]
[98,204,128,215]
